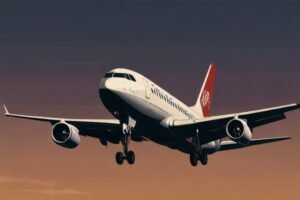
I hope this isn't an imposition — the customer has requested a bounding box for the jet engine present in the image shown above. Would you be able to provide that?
[226,118,252,145]
[201,140,221,154]
[52,122,80,148]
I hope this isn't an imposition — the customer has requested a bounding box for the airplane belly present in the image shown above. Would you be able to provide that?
[99,89,185,150]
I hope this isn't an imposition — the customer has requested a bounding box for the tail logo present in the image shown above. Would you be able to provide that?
[196,63,216,117]
[200,90,210,109]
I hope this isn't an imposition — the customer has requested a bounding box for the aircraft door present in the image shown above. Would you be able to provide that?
[143,79,151,99]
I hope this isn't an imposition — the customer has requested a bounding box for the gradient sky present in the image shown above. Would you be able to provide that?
[0,1,300,199]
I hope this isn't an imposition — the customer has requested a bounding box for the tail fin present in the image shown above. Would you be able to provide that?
[191,64,216,117]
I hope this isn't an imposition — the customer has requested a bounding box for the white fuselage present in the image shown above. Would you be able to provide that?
[98,68,220,154]
[99,68,200,121]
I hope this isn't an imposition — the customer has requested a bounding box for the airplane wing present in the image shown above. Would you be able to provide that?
[169,103,299,144]
[3,105,122,142]
[219,137,291,151]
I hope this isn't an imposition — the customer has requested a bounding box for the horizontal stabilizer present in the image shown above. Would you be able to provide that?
[220,137,291,151]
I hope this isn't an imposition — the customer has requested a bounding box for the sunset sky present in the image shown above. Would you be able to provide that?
[0,1,299,199]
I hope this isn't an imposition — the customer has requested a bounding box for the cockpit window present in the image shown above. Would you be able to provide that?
[125,74,131,80]
[128,74,136,82]
[104,73,114,78]
[113,73,127,78]
[104,72,136,82]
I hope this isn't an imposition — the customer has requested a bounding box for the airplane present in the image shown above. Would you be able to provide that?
[3,64,299,166]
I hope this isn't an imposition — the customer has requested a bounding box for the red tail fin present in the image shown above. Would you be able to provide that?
[193,64,217,117]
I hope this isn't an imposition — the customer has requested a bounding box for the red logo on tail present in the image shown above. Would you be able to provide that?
[200,64,216,117]
[201,90,211,109]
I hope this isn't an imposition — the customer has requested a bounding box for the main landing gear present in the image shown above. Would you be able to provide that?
[189,131,208,167]
[115,123,136,165]
[189,153,208,167]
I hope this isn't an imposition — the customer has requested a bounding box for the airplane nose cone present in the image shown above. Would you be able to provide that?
[99,78,115,91]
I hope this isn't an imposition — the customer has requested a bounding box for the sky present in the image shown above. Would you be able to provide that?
[0,0,300,199]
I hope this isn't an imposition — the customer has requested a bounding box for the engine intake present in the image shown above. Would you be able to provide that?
[226,118,252,145]
[52,122,80,148]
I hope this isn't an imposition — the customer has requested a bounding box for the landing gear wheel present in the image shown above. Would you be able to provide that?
[199,154,208,165]
[127,151,135,165]
[115,152,124,165]
[190,153,198,167]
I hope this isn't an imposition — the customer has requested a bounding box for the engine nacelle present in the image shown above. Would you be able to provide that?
[226,118,252,145]
[52,122,80,148]
[201,140,221,154]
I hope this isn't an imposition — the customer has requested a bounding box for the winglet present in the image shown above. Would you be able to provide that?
[3,105,9,115]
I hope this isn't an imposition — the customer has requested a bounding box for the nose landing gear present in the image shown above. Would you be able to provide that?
[115,123,136,165]
[115,150,135,165]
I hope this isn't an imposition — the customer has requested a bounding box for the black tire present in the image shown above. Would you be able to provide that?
[115,152,124,165]
[127,151,135,165]
[190,153,198,167]
[199,154,208,165]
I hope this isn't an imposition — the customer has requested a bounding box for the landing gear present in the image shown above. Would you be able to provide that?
[189,153,208,167]
[115,123,136,165]
[115,151,135,165]
[127,151,135,165]
[115,139,136,165]
[190,153,198,167]
[115,152,124,165]
[199,154,208,165]
[189,131,209,167]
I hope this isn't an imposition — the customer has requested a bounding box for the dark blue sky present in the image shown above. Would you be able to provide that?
[1,0,299,67]
[0,0,299,110]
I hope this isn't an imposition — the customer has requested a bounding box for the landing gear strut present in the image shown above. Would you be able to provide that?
[115,123,136,165]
